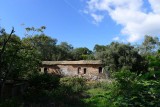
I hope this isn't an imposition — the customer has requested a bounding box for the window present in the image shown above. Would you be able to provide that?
[78,67,81,74]
[44,67,48,74]
[99,67,102,74]
[84,68,86,74]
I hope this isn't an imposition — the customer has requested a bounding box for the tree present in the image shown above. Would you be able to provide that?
[137,36,160,78]
[139,35,160,56]
[0,28,16,99]
[93,44,107,61]
[72,47,93,60]
[23,34,57,61]
[93,44,106,52]
[0,28,41,99]
[94,42,147,73]
[53,42,73,61]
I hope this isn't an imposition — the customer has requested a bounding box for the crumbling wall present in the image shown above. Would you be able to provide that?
[41,64,105,80]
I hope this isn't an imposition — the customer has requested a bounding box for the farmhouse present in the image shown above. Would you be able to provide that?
[41,60,106,80]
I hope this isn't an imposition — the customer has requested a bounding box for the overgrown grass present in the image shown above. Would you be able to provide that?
[82,80,114,107]
[83,71,160,107]
[1,71,160,107]
[83,88,108,107]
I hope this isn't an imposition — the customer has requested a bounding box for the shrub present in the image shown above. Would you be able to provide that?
[107,71,160,107]
[84,71,160,107]
[86,81,111,90]
[23,73,60,103]
[27,73,60,90]
[51,77,87,106]
[59,77,86,94]
[0,99,22,107]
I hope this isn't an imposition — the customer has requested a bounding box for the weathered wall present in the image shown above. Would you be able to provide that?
[41,64,104,79]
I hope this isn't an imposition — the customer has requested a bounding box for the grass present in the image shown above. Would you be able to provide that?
[86,88,106,96]
[83,88,109,107]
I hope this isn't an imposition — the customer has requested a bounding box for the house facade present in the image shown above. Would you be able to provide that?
[41,60,105,80]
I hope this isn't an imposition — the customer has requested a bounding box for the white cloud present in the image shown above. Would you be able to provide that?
[91,13,104,24]
[112,36,120,41]
[84,0,160,42]
[149,0,160,13]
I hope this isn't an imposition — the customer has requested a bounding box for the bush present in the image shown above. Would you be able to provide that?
[106,71,160,107]
[23,73,60,103]
[84,88,109,107]
[27,73,60,90]
[60,77,86,94]
[84,71,160,107]
[23,76,87,106]
[0,99,22,107]
[86,81,111,90]
[51,77,87,106]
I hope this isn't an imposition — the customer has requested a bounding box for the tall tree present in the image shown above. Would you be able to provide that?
[139,35,160,55]
[72,47,93,60]
[0,28,15,99]
[94,42,147,73]
[0,28,41,99]
[94,44,106,52]
[54,42,73,61]
[23,34,57,61]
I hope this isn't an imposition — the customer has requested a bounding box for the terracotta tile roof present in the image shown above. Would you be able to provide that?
[42,60,102,65]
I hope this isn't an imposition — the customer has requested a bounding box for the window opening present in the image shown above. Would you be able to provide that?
[84,68,86,74]
[78,67,81,74]
[44,67,48,74]
[99,67,102,73]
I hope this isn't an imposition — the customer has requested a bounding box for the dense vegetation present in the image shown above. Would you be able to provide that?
[0,26,160,107]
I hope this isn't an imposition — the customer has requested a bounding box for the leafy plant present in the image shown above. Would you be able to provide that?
[24,73,60,103]
[60,77,86,94]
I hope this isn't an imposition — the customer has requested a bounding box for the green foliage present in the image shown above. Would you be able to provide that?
[72,47,93,60]
[0,34,21,78]
[106,71,160,107]
[139,35,160,55]
[86,81,110,89]
[23,27,95,61]
[0,99,22,107]
[51,77,87,107]
[1,27,160,107]
[59,77,86,94]
[55,42,73,61]
[23,34,57,61]
[23,76,87,106]
[25,26,46,33]
[94,44,106,52]
[0,33,40,80]
[94,42,147,73]
[84,71,160,107]
[24,73,60,103]
[84,88,109,107]
[28,73,60,90]
[83,81,114,107]
[143,49,160,79]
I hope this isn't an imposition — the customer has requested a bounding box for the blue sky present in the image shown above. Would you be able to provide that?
[0,0,160,49]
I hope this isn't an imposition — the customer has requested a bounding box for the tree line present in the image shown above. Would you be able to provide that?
[0,26,160,83]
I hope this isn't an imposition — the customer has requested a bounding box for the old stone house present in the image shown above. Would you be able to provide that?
[41,60,105,80]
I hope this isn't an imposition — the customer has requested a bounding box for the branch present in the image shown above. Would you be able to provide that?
[0,27,15,59]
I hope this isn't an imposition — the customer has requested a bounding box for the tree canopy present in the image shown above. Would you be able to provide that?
[94,42,148,73]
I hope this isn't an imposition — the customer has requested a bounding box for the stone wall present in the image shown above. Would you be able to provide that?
[41,64,104,80]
